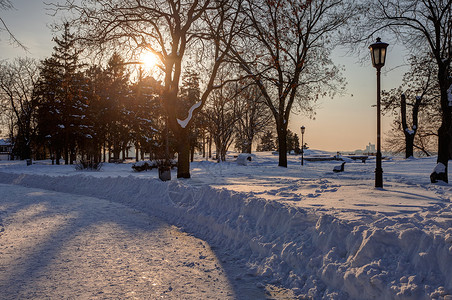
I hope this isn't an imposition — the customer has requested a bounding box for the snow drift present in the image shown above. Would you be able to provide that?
[0,170,451,299]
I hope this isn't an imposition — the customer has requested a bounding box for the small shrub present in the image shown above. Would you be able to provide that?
[75,159,103,171]
[132,159,177,172]
[132,160,157,172]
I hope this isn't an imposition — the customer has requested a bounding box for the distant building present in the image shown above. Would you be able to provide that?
[352,143,376,155]
[365,143,376,154]
[0,139,13,160]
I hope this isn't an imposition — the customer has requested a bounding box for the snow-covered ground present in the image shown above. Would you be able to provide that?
[0,150,451,299]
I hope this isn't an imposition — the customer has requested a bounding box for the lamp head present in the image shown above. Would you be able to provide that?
[369,37,389,69]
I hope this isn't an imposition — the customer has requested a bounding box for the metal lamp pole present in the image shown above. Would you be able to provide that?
[301,126,305,166]
[369,38,388,188]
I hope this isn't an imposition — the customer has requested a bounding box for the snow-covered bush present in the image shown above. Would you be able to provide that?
[132,159,177,172]
[75,159,103,171]
[131,160,157,172]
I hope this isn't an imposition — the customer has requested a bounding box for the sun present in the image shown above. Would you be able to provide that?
[141,52,158,70]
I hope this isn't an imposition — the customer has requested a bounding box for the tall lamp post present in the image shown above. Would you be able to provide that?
[300,126,305,166]
[369,37,389,188]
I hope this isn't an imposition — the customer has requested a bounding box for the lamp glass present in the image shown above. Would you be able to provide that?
[380,48,386,65]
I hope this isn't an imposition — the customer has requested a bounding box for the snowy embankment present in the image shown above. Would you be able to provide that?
[0,153,451,299]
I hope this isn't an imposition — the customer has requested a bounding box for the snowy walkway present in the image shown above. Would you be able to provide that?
[0,153,451,299]
[0,184,264,299]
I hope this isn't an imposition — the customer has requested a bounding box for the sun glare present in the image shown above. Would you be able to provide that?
[141,52,158,70]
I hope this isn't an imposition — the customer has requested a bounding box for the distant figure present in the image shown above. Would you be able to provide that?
[333,162,346,173]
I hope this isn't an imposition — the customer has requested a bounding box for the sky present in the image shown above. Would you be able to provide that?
[0,0,408,152]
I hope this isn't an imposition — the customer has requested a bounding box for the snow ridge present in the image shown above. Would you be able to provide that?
[0,172,451,299]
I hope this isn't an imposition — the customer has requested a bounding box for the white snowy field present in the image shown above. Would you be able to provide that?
[0,150,451,299]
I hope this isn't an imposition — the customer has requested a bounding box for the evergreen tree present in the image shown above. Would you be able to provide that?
[257,131,276,152]
[81,65,108,163]
[104,52,130,161]
[35,23,83,164]
[129,72,167,161]
[286,130,300,153]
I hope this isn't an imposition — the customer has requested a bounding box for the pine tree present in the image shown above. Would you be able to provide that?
[129,73,166,161]
[286,130,300,153]
[257,131,276,152]
[35,22,83,164]
[104,52,130,161]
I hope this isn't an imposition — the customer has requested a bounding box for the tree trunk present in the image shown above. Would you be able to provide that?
[277,125,288,167]
[400,94,416,158]
[220,145,226,162]
[64,147,69,165]
[400,93,424,159]
[208,135,212,159]
[215,142,220,162]
[202,131,206,158]
[177,128,191,178]
[135,141,139,162]
[433,123,450,183]
[245,138,253,154]
[56,150,61,165]
[102,142,106,162]
[113,139,120,160]
[70,147,75,164]
[405,134,415,158]
[98,147,102,164]
[431,64,451,183]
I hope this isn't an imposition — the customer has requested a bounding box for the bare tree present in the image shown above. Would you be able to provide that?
[234,81,273,153]
[0,0,26,49]
[204,76,242,162]
[382,56,441,158]
[228,0,353,167]
[52,0,242,178]
[0,58,39,159]
[385,113,438,157]
[365,0,451,182]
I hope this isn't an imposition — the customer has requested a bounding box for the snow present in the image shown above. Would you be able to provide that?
[0,139,11,146]
[177,100,202,128]
[0,184,242,299]
[405,128,415,135]
[434,162,447,174]
[0,151,451,299]
[236,153,255,166]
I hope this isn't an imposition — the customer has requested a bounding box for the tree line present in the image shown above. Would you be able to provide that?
[1,0,451,183]
[0,23,280,165]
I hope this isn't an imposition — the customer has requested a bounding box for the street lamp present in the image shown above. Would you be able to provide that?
[369,37,388,188]
[300,126,305,166]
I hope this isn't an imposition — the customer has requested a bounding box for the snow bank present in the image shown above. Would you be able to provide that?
[0,171,451,299]
[236,153,255,166]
